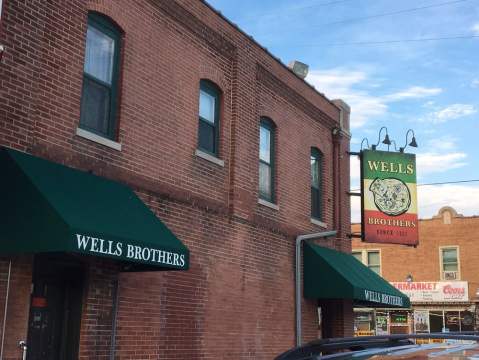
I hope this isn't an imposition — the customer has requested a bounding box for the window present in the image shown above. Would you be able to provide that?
[367,251,380,275]
[440,247,459,280]
[198,80,220,156]
[79,13,122,140]
[259,118,275,202]
[353,250,381,275]
[352,252,362,262]
[311,148,323,220]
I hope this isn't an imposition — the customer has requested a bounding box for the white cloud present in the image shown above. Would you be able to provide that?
[307,69,387,128]
[421,104,477,124]
[418,184,479,219]
[472,23,479,35]
[471,79,479,88]
[416,152,467,177]
[383,86,442,102]
[307,69,441,129]
[425,136,458,152]
[352,184,479,222]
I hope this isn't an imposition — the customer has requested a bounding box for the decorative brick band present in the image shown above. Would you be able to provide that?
[256,64,338,130]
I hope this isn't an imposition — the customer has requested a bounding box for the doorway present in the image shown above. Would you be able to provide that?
[26,255,85,360]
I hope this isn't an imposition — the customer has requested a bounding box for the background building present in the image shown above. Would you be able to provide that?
[352,206,479,336]
[0,0,353,358]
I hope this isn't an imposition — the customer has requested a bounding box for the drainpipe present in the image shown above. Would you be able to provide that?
[0,260,12,360]
[296,231,337,346]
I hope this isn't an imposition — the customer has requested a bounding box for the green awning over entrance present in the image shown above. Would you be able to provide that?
[304,243,410,308]
[0,147,189,270]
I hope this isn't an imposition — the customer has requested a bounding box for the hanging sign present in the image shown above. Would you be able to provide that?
[361,150,418,245]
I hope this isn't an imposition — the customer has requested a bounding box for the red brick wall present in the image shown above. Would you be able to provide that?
[0,0,351,358]
[0,257,31,360]
[352,209,479,300]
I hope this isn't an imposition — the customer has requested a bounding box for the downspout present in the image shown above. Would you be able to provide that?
[0,260,12,360]
[296,231,337,346]
[109,277,120,360]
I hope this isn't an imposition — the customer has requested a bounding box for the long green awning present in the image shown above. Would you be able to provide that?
[0,147,189,270]
[304,243,410,308]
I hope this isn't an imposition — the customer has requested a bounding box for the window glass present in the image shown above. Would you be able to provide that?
[368,251,380,265]
[80,78,111,134]
[199,90,215,124]
[367,251,380,274]
[311,154,319,188]
[198,120,215,153]
[352,252,362,262]
[311,148,322,219]
[259,162,272,200]
[259,119,274,202]
[80,13,120,139]
[84,26,115,84]
[198,81,220,155]
[259,126,271,163]
[442,248,458,271]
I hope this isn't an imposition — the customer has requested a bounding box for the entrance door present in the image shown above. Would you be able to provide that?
[26,255,84,360]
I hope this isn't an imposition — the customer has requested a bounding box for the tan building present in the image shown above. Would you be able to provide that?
[352,206,479,336]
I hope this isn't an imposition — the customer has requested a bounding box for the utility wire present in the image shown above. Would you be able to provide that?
[350,179,479,192]
[236,0,355,24]
[315,0,471,27]
[308,34,479,47]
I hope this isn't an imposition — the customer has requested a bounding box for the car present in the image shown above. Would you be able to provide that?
[274,333,479,360]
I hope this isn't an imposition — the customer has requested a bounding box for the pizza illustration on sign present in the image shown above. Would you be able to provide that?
[369,178,411,216]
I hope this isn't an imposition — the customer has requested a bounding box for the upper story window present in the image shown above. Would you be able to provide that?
[352,250,381,275]
[259,118,275,203]
[79,13,122,140]
[198,80,220,156]
[441,247,459,280]
[310,148,323,220]
[352,251,362,262]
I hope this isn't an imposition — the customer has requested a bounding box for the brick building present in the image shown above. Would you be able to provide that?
[0,0,410,358]
[352,206,479,336]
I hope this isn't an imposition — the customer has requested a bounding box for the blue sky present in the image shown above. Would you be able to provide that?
[208,0,479,221]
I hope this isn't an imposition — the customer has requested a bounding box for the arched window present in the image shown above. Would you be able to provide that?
[79,12,122,140]
[311,147,323,220]
[259,118,275,203]
[198,80,221,156]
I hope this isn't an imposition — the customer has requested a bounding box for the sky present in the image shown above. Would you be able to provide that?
[208,0,479,222]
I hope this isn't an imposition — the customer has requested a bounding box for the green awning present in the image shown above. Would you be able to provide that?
[0,147,189,270]
[304,243,410,308]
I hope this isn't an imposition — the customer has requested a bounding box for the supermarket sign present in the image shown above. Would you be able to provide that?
[391,281,469,302]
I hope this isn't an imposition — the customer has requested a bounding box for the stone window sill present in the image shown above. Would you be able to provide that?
[258,198,279,211]
[311,218,328,228]
[195,149,224,167]
[76,128,122,151]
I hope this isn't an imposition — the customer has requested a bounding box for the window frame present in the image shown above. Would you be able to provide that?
[258,117,275,203]
[197,79,221,157]
[310,147,323,220]
[352,249,382,276]
[79,12,122,140]
[439,246,460,280]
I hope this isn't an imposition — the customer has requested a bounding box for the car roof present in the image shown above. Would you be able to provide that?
[275,333,479,360]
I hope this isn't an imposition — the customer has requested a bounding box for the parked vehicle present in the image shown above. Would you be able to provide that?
[275,333,479,360]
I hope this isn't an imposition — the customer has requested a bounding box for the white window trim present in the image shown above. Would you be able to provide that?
[439,245,460,280]
[195,149,224,167]
[76,128,122,151]
[258,198,279,211]
[352,249,382,276]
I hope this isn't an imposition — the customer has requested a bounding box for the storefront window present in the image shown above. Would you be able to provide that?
[354,311,375,336]
[445,311,460,332]
[429,311,443,332]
